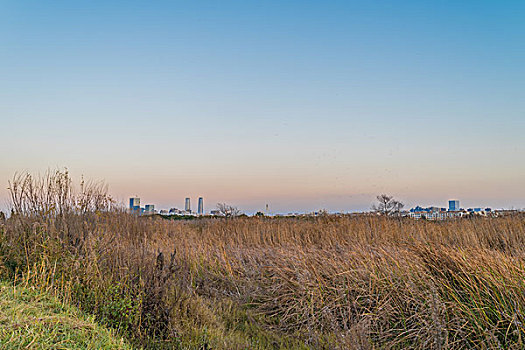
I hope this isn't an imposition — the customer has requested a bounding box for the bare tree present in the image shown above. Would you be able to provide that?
[216,203,241,217]
[372,194,404,216]
[392,200,404,214]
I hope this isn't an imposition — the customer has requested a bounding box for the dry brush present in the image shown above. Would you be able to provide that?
[1,170,525,349]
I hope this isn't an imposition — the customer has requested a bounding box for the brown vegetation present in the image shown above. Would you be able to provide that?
[1,170,525,349]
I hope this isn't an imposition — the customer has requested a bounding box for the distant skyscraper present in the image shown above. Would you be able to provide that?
[449,200,460,211]
[145,204,155,213]
[185,197,191,212]
[129,197,140,209]
[198,197,203,215]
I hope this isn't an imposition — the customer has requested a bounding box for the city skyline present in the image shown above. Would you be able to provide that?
[1,1,524,212]
[125,194,515,221]
[122,194,516,216]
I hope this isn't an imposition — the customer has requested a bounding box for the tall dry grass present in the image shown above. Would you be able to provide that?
[1,170,525,349]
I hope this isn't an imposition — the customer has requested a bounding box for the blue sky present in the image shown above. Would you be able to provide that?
[1,1,524,213]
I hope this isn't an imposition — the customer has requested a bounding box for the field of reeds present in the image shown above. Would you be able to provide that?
[1,170,525,349]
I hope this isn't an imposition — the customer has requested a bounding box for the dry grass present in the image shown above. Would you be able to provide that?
[1,170,525,349]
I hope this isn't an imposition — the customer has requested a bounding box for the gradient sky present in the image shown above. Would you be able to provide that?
[1,1,524,213]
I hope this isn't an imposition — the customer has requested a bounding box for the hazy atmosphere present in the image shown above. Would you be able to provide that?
[1,1,524,213]
[3,2,525,349]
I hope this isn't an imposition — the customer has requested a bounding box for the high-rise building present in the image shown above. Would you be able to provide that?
[448,200,460,211]
[185,197,191,212]
[198,197,204,215]
[129,197,140,210]
[145,204,155,213]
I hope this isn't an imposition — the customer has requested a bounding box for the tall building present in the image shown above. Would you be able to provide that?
[198,197,204,215]
[449,200,460,211]
[129,197,140,210]
[185,197,191,212]
[145,204,155,213]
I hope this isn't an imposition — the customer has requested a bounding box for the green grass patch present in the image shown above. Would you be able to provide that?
[0,281,131,349]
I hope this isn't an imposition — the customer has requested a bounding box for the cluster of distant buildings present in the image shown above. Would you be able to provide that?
[129,196,518,221]
[407,200,494,220]
[129,197,205,216]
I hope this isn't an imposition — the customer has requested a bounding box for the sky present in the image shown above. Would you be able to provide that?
[1,0,524,213]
